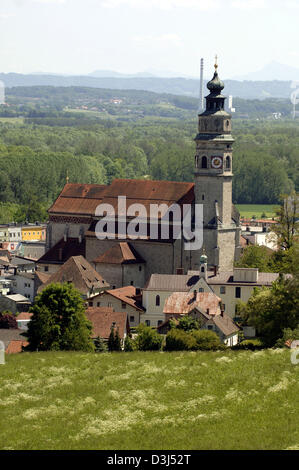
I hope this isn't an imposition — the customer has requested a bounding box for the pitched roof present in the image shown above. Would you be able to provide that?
[37,237,85,265]
[212,313,239,337]
[91,286,144,312]
[0,328,28,349]
[35,271,51,284]
[163,291,222,316]
[49,180,194,218]
[6,340,29,354]
[145,273,203,292]
[17,312,33,321]
[85,307,129,339]
[93,242,145,265]
[4,294,31,303]
[38,255,109,295]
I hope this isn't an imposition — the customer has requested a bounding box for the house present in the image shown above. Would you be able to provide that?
[143,260,288,322]
[21,224,46,242]
[142,272,213,326]
[88,286,144,327]
[37,255,110,299]
[206,267,290,320]
[85,306,130,346]
[158,291,239,346]
[0,294,31,314]
[11,272,35,302]
[16,312,33,331]
[11,256,36,274]
[92,241,145,289]
[0,328,29,354]
[37,237,86,274]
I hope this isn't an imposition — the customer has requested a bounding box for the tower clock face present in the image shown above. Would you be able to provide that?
[211,156,223,169]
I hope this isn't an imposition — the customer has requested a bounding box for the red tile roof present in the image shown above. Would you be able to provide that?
[163,291,222,316]
[49,180,194,218]
[6,340,29,354]
[85,307,129,339]
[93,242,145,265]
[90,286,144,312]
[17,312,33,320]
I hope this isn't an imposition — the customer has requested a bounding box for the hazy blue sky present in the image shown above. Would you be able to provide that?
[0,0,298,78]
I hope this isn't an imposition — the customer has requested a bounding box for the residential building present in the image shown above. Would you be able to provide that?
[159,291,239,346]
[16,312,33,331]
[11,272,35,302]
[85,306,130,346]
[0,329,28,354]
[37,255,109,299]
[0,294,31,314]
[88,286,144,327]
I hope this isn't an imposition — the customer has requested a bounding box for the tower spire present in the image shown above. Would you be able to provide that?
[214,54,218,71]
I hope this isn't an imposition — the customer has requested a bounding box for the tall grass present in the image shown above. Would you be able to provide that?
[0,349,298,450]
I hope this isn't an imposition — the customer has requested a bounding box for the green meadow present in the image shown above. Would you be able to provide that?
[0,350,298,450]
[236,204,279,219]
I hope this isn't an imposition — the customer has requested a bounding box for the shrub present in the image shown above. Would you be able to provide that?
[165,328,197,351]
[0,311,17,329]
[135,324,163,351]
[275,327,299,348]
[124,336,136,352]
[94,336,107,352]
[232,339,263,350]
[191,329,223,351]
[175,316,201,332]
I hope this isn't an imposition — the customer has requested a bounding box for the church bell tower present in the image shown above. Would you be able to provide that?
[194,57,241,272]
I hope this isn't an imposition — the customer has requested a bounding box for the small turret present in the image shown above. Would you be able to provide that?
[199,249,208,281]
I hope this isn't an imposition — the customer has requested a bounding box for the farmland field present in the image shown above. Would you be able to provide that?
[0,349,298,450]
[236,204,279,219]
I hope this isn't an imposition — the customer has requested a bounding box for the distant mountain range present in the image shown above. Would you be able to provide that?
[0,62,297,100]
[232,61,299,81]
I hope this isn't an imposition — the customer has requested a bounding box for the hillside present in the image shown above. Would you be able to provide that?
[0,73,294,99]
[1,349,298,450]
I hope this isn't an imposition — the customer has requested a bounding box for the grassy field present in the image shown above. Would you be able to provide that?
[236,204,279,219]
[0,349,298,450]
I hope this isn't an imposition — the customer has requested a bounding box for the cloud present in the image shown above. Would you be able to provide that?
[101,0,219,10]
[133,33,182,47]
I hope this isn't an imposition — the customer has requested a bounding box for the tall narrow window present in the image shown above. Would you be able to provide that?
[235,287,241,298]
[156,295,160,306]
[201,156,207,169]
[225,156,231,170]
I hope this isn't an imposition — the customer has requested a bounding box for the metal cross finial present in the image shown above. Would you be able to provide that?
[214,54,218,71]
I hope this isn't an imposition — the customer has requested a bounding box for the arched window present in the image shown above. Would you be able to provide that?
[195,155,199,168]
[225,156,231,170]
[201,156,207,169]
[156,295,160,306]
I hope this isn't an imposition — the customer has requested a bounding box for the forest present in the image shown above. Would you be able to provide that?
[0,86,298,222]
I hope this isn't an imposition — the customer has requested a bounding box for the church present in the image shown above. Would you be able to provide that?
[38,62,242,288]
